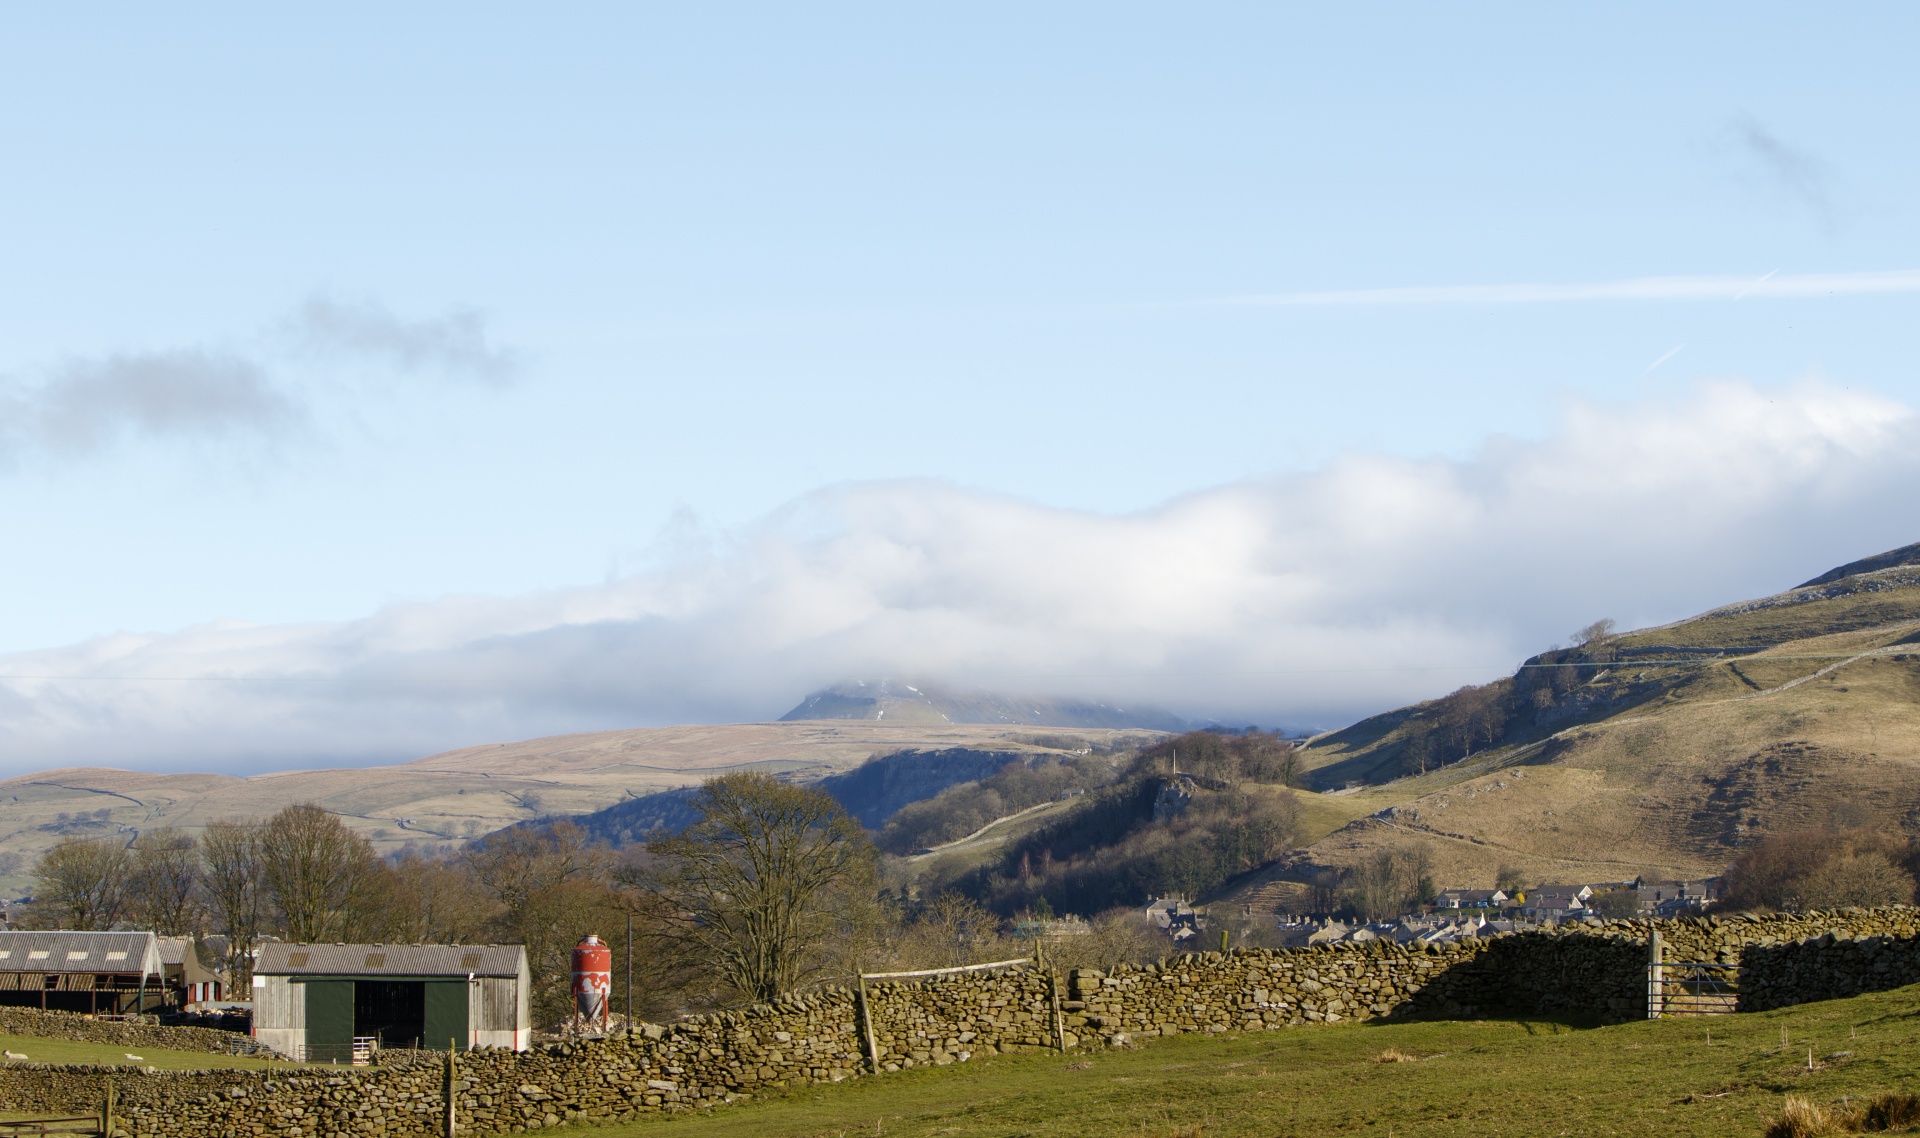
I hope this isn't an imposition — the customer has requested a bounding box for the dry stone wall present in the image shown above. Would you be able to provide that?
[864,969,1061,1066]
[0,1006,240,1053]
[1712,910,1920,1012]
[7,909,1920,1136]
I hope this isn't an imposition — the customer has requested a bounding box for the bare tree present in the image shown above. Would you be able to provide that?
[1494,863,1527,894]
[201,819,265,988]
[129,828,200,935]
[1573,619,1617,646]
[1048,906,1164,971]
[386,850,501,945]
[1722,828,1920,912]
[1798,852,1915,910]
[466,822,621,1023]
[464,821,602,916]
[644,773,874,1003]
[258,804,381,943]
[31,838,131,930]
[1345,844,1435,922]
[895,893,1009,970]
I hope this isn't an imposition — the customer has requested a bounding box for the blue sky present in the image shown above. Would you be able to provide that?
[3,6,1920,771]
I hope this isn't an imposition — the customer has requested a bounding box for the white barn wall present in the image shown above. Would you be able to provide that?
[251,975,304,1058]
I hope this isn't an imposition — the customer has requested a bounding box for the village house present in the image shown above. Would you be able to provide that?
[155,936,226,1009]
[1636,878,1721,916]
[1523,894,1589,921]
[1145,897,1203,941]
[1437,888,1509,909]
[1532,884,1596,905]
[1303,919,1351,946]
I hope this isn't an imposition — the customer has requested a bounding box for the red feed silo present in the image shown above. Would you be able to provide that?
[571,934,613,1028]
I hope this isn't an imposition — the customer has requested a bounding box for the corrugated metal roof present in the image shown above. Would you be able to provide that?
[0,931,161,975]
[255,943,527,978]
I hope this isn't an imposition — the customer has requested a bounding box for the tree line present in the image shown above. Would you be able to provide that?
[1388,620,1628,778]
[1719,827,1920,912]
[944,731,1307,916]
[25,775,1169,1029]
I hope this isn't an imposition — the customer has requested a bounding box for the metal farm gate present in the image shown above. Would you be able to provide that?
[1646,932,1738,1017]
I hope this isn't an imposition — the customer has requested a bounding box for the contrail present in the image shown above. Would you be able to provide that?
[1208,268,1920,308]
[1643,344,1687,375]
[1734,268,1781,301]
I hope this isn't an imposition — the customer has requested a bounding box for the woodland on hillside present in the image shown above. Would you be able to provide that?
[877,753,1114,854]
[1373,622,1630,781]
[940,732,1308,916]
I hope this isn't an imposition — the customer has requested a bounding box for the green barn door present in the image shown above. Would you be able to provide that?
[424,980,469,1051]
[303,980,354,1063]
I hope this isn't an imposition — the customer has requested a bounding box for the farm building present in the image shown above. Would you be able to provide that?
[253,943,530,1061]
[156,936,225,1008]
[0,930,164,1015]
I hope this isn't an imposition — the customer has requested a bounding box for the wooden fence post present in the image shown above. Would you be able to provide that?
[1047,968,1066,1051]
[856,975,881,1073]
[445,1040,458,1136]
[100,1080,115,1136]
[1647,929,1664,1020]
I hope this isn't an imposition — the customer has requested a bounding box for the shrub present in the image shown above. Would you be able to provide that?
[1764,1096,1832,1138]
[1721,828,1920,912]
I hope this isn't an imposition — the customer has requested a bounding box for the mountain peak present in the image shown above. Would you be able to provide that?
[778,680,1187,732]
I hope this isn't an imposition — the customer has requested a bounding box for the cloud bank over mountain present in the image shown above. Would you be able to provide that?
[2,378,1916,776]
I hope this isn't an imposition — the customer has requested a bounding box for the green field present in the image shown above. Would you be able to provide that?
[602,985,1920,1138]
[0,1033,288,1072]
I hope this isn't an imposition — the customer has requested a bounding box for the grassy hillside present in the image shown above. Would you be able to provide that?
[0,723,1161,896]
[595,981,1920,1138]
[1274,546,1920,892]
[0,1033,288,1071]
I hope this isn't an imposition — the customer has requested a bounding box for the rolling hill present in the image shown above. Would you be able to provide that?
[1225,540,1920,901]
[0,721,1166,896]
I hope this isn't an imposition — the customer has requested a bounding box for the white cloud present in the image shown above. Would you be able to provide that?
[286,296,521,385]
[0,298,518,468]
[0,379,1916,775]
[0,349,301,460]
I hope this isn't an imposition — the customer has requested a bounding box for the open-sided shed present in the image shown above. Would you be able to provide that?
[252,943,529,1061]
[0,930,164,1015]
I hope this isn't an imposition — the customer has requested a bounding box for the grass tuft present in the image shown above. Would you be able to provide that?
[1764,1097,1833,1138]
[1371,1047,1420,1063]
[1763,1091,1920,1136]
[1860,1092,1920,1131]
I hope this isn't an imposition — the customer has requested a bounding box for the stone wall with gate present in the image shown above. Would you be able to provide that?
[6,908,1920,1136]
